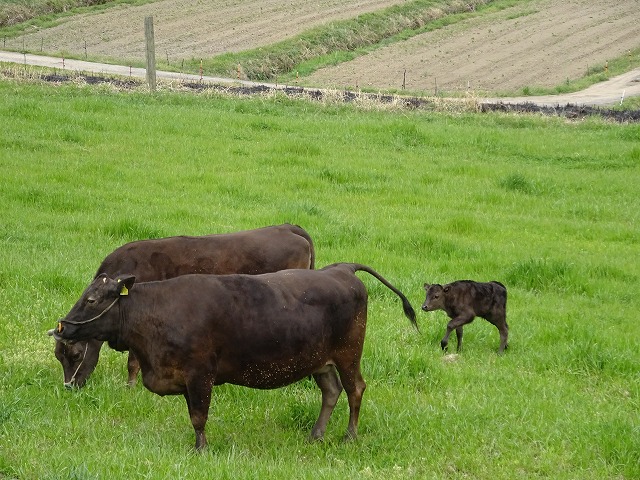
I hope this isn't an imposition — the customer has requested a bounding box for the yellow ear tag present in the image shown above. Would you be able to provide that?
[57,322,63,332]
[120,285,129,296]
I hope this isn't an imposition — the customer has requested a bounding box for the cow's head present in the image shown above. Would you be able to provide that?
[49,274,135,344]
[50,338,102,388]
[421,283,446,312]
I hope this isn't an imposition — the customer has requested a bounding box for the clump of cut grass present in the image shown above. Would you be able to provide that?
[499,173,542,195]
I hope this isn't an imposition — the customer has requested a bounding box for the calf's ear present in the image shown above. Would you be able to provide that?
[116,275,136,295]
[423,283,430,290]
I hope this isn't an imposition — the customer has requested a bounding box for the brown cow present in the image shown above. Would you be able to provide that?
[53,224,315,388]
[49,263,417,450]
[422,280,508,353]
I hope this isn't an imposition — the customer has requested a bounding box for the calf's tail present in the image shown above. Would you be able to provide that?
[351,263,418,331]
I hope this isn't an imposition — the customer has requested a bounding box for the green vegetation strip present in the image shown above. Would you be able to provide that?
[1,77,639,478]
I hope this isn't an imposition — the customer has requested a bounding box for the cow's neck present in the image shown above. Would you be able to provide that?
[118,289,166,366]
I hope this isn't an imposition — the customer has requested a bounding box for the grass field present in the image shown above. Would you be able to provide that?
[1,76,639,479]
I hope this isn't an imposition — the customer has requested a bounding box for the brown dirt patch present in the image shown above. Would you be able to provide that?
[11,0,406,64]
[7,0,640,94]
[304,0,640,93]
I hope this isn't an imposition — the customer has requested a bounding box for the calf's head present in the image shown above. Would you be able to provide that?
[422,283,447,312]
[49,274,135,344]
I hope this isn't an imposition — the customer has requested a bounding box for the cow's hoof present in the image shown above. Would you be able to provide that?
[342,433,357,443]
[308,431,324,443]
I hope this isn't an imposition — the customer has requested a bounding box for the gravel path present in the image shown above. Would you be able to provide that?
[2,50,638,107]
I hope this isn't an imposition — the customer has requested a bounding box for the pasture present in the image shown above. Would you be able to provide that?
[0,77,639,479]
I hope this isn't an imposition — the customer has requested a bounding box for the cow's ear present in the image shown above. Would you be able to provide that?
[116,275,136,296]
[423,283,430,290]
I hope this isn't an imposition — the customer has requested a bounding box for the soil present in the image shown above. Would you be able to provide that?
[304,0,640,93]
[9,0,406,63]
[7,0,638,94]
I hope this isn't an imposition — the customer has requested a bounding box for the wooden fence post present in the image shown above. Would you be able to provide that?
[144,16,157,91]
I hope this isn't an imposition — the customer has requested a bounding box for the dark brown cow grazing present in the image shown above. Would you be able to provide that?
[422,280,508,353]
[52,224,315,388]
[49,263,417,450]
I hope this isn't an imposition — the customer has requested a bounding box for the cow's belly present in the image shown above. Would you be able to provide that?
[216,358,327,389]
[140,366,187,395]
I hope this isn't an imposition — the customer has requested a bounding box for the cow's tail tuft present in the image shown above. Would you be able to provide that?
[352,264,418,332]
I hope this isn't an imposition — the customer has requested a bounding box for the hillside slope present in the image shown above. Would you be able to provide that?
[4,0,639,92]
[7,0,406,63]
[304,0,640,92]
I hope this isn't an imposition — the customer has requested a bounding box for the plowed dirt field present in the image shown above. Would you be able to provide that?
[7,0,640,93]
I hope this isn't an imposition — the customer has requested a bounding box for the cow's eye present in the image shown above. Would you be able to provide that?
[86,297,96,304]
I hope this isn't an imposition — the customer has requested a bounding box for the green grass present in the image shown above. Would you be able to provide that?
[1,77,639,479]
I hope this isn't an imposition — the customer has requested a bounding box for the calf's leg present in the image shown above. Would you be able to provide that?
[455,326,464,352]
[442,314,474,351]
[496,320,509,354]
[486,314,509,354]
[309,365,343,441]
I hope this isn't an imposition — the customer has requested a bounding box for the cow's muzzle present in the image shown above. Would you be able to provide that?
[47,325,67,343]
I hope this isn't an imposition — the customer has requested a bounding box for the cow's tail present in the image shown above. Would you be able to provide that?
[290,224,316,269]
[351,264,418,331]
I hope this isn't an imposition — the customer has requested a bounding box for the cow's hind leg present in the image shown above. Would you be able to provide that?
[497,320,509,354]
[487,314,509,354]
[309,365,343,441]
[335,363,366,441]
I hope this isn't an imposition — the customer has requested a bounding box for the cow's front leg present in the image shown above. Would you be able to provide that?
[442,314,474,352]
[185,376,214,451]
[126,352,140,387]
[455,326,464,352]
[440,329,452,351]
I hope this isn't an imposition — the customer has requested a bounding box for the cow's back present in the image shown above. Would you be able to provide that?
[444,280,505,316]
[95,224,314,280]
